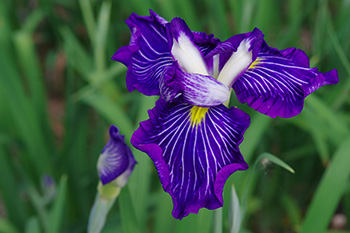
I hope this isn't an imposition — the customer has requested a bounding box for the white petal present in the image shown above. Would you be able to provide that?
[171,33,209,75]
[217,38,253,87]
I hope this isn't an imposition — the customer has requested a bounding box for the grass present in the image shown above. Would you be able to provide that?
[0,0,349,232]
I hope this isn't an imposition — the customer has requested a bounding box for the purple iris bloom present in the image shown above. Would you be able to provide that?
[97,125,136,187]
[112,10,338,219]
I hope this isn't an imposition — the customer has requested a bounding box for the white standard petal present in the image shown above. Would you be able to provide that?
[217,38,253,87]
[171,32,209,75]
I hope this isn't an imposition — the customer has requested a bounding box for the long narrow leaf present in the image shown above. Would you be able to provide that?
[48,175,68,233]
[300,136,350,233]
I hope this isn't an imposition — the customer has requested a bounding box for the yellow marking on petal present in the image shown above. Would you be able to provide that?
[248,57,264,70]
[190,106,209,127]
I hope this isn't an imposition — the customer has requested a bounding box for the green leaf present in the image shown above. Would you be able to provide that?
[78,90,134,138]
[78,0,96,46]
[94,0,111,74]
[153,191,175,233]
[240,113,272,164]
[300,136,350,233]
[254,153,295,174]
[25,217,41,233]
[48,175,68,233]
[118,187,140,233]
[0,147,28,227]
[0,218,20,233]
[213,208,223,233]
[229,185,242,233]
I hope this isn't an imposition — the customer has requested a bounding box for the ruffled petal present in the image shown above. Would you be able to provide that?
[160,65,230,106]
[233,41,339,118]
[112,10,174,95]
[192,31,220,56]
[97,125,137,186]
[131,100,250,219]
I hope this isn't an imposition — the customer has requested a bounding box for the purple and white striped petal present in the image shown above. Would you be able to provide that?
[97,125,137,186]
[160,65,230,106]
[233,41,339,118]
[111,10,174,95]
[131,99,250,219]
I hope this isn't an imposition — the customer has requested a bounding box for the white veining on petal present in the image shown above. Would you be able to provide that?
[97,145,124,179]
[150,24,168,42]
[135,103,249,217]
[171,33,209,75]
[182,73,230,106]
[141,35,169,56]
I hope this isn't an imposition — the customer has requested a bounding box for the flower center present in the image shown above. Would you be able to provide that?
[189,106,209,127]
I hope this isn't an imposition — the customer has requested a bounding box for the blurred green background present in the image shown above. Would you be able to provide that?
[0,0,349,232]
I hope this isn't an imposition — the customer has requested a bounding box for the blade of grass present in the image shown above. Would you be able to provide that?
[0,51,52,177]
[254,0,280,36]
[303,108,330,165]
[25,217,41,233]
[21,8,46,33]
[77,90,134,138]
[240,0,257,33]
[240,113,272,164]
[204,0,230,38]
[127,95,157,229]
[306,95,349,145]
[325,7,350,110]
[48,175,68,233]
[299,136,350,233]
[213,208,223,233]
[223,113,271,223]
[0,0,13,56]
[153,191,175,233]
[173,0,199,30]
[0,147,28,227]
[60,27,93,79]
[281,195,302,232]
[13,31,53,148]
[229,185,242,233]
[0,218,19,233]
[62,106,91,219]
[94,0,111,75]
[254,153,295,174]
[118,186,141,233]
[78,0,96,46]
[174,214,197,233]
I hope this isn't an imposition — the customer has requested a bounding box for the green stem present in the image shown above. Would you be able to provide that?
[213,208,223,233]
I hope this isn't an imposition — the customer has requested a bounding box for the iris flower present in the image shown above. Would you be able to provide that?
[112,10,338,219]
[89,125,136,233]
[97,125,137,187]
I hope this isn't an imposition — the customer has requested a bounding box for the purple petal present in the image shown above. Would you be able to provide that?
[111,10,174,95]
[97,125,137,185]
[131,100,250,219]
[160,65,230,106]
[192,32,220,57]
[233,41,339,118]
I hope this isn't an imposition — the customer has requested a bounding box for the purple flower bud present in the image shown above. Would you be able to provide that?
[97,126,136,186]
